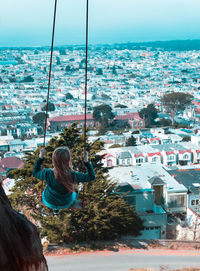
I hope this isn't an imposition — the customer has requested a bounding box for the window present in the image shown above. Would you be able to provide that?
[136,157,144,164]
[168,195,186,208]
[122,159,125,165]
[167,154,175,161]
[183,153,189,160]
[191,199,199,206]
[127,158,131,164]
[152,156,159,162]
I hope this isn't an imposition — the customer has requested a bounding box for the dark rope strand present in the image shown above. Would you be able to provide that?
[43,0,58,146]
[82,0,89,208]
[84,0,89,146]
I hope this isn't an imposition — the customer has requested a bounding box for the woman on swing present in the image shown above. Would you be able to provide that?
[33,146,95,214]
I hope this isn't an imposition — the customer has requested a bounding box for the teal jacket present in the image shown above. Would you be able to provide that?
[33,158,95,208]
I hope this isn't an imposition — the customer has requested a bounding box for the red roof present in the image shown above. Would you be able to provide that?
[179,150,191,154]
[103,153,115,159]
[135,154,144,158]
[166,151,175,155]
[148,152,161,157]
[115,112,143,121]
[0,157,24,169]
[149,137,160,142]
[196,150,200,153]
[193,101,200,106]
[49,114,93,122]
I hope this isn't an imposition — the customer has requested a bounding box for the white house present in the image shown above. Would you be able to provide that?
[109,163,188,239]
[162,150,177,166]
[117,151,132,166]
[102,153,117,168]
[147,152,162,163]
[178,150,192,165]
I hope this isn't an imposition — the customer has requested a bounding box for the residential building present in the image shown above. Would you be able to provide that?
[109,163,188,239]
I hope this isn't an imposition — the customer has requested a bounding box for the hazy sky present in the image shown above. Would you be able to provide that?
[0,0,200,46]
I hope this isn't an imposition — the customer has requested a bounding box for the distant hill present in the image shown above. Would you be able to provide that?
[1,39,200,51]
[55,39,200,51]
[101,39,200,51]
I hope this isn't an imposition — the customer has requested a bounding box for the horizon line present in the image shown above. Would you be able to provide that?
[1,38,200,49]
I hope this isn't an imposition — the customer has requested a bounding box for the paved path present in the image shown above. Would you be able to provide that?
[46,249,200,271]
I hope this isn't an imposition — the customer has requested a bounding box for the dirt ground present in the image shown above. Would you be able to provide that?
[44,239,200,256]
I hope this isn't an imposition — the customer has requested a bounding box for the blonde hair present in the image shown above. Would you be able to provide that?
[52,146,75,192]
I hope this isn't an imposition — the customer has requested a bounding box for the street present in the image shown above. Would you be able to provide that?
[46,249,200,271]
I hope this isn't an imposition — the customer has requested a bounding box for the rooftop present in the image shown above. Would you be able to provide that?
[168,167,200,195]
[109,163,187,193]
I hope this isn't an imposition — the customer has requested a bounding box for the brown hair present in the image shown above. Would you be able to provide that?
[52,146,75,192]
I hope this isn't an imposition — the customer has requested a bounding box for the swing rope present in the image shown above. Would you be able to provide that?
[84,0,89,146]
[82,0,89,207]
[40,0,57,201]
[40,0,89,207]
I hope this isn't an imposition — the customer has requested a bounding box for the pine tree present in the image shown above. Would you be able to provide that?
[9,125,144,243]
[126,136,137,146]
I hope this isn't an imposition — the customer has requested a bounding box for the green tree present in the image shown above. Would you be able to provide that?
[161,92,193,126]
[65,65,71,72]
[96,68,103,75]
[42,102,55,112]
[92,94,96,100]
[98,116,108,135]
[9,76,16,83]
[158,118,172,127]
[101,93,111,100]
[65,92,74,100]
[32,112,47,128]
[139,103,158,128]
[109,144,122,148]
[15,56,24,64]
[20,75,34,83]
[132,130,139,134]
[56,56,61,65]
[93,104,115,135]
[114,104,128,108]
[110,120,130,131]
[112,65,117,75]
[9,125,143,243]
[93,104,114,122]
[126,136,137,146]
[59,49,66,55]
[182,136,191,142]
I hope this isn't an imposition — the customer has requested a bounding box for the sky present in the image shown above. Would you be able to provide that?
[0,0,200,47]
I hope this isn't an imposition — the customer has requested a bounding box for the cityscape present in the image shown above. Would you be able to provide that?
[1,41,200,243]
[1,1,200,270]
